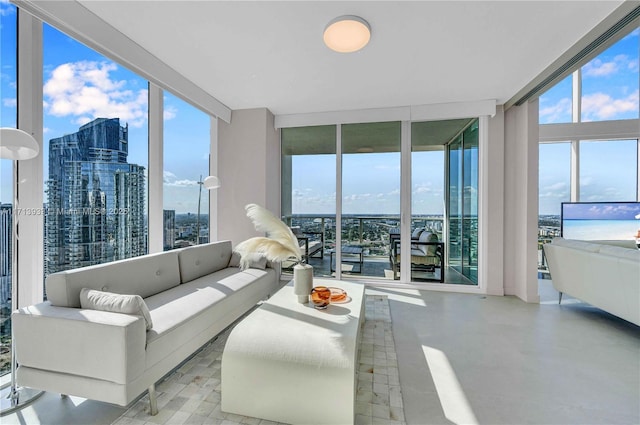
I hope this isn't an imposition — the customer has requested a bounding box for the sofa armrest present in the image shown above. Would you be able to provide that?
[13,302,146,385]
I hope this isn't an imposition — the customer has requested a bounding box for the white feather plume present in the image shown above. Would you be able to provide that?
[233,204,302,269]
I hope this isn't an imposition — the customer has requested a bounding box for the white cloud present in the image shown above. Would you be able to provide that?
[75,116,92,126]
[163,171,177,184]
[539,97,571,123]
[43,61,148,127]
[540,191,568,199]
[164,105,177,121]
[581,90,639,121]
[0,0,15,16]
[543,182,567,191]
[583,58,618,77]
[583,54,638,77]
[163,170,198,187]
[344,193,373,202]
[170,179,199,187]
[2,98,16,107]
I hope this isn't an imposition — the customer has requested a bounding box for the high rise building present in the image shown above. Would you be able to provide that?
[0,203,12,307]
[163,209,175,250]
[45,118,147,276]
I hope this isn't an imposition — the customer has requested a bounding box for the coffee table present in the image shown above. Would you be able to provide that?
[221,278,365,425]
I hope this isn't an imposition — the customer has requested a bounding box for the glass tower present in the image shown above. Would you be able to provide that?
[45,118,147,276]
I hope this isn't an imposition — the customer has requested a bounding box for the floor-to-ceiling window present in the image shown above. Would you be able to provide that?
[447,119,479,284]
[538,142,571,275]
[0,1,17,378]
[43,23,149,281]
[1,5,219,403]
[538,27,640,277]
[163,93,211,249]
[281,118,480,284]
[341,122,400,280]
[410,121,447,282]
[281,125,336,277]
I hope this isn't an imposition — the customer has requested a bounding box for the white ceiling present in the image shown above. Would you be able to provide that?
[74,1,624,116]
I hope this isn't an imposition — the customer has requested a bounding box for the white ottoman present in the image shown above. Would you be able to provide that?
[221,279,365,425]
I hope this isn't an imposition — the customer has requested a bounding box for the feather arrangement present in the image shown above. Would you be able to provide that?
[233,204,302,270]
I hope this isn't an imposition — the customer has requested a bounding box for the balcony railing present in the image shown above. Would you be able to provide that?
[283,214,444,279]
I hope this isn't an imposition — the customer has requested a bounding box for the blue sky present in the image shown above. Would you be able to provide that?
[538,28,639,215]
[1,2,638,216]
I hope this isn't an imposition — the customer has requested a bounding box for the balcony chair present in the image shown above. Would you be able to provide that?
[283,227,325,270]
[390,230,444,282]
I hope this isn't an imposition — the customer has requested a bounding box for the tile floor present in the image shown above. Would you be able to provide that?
[3,281,638,425]
[110,295,404,425]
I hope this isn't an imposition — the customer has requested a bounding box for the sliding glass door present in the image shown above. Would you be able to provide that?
[341,122,400,280]
[447,119,479,284]
[281,125,336,277]
[281,118,480,285]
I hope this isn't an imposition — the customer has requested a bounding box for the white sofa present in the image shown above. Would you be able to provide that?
[12,240,280,413]
[543,238,640,326]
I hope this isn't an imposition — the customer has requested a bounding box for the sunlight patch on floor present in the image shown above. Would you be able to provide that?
[423,345,478,425]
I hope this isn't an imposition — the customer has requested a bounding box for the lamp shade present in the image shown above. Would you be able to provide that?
[203,175,221,190]
[323,15,371,53]
[0,128,39,160]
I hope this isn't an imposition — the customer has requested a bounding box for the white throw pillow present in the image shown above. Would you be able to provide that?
[80,288,153,330]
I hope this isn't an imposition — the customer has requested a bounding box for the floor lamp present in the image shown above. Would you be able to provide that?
[0,128,44,415]
[196,175,221,245]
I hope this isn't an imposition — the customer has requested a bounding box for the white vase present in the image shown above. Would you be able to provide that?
[293,263,313,303]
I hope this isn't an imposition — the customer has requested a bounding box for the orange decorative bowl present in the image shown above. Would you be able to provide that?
[310,286,332,309]
[329,287,348,303]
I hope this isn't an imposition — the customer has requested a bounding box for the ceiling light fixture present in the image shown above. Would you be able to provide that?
[323,15,371,53]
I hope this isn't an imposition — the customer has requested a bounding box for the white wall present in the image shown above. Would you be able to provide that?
[217,108,280,245]
[503,100,540,303]
[483,107,505,296]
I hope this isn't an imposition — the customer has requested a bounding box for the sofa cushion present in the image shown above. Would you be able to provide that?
[80,288,153,330]
[178,241,233,283]
[46,250,181,308]
[143,267,277,368]
[229,252,268,270]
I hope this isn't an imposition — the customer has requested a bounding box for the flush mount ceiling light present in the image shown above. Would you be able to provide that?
[323,15,371,53]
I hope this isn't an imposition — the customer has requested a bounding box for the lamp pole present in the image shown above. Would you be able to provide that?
[196,174,203,245]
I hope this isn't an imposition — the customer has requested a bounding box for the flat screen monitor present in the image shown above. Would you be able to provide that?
[561,201,640,241]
